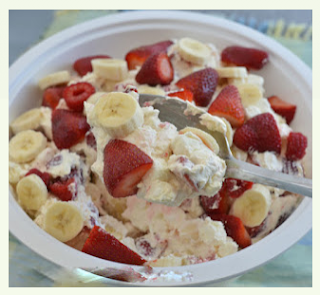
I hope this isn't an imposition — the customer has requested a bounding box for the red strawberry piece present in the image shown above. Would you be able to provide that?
[135,52,174,86]
[168,89,193,102]
[65,227,91,251]
[200,184,229,214]
[82,225,146,265]
[208,85,245,128]
[125,40,173,70]
[73,55,111,76]
[267,95,297,125]
[42,85,66,109]
[246,218,267,238]
[285,132,308,161]
[63,82,95,112]
[85,131,97,150]
[52,109,90,149]
[221,46,269,70]
[176,68,219,107]
[25,168,51,187]
[208,213,252,248]
[233,113,281,154]
[224,178,253,199]
[49,177,76,201]
[103,139,153,198]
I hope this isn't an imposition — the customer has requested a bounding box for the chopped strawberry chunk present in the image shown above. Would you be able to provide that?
[221,46,269,70]
[82,225,146,265]
[49,177,77,201]
[200,186,229,215]
[42,85,66,109]
[103,139,153,198]
[135,52,174,86]
[125,40,173,70]
[176,68,219,107]
[73,55,111,76]
[285,132,308,161]
[168,89,193,102]
[246,218,267,238]
[52,109,90,149]
[268,95,297,125]
[85,131,97,150]
[233,113,281,154]
[208,85,245,128]
[25,168,51,187]
[208,214,252,249]
[63,82,95,112]
[224,178,253,199]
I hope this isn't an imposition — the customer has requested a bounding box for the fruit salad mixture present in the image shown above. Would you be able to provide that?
[9,37,309,267]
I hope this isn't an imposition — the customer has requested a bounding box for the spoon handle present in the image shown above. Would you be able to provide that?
[225,157,312,197]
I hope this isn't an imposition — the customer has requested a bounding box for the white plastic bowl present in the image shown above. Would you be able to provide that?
[9,11,312,286]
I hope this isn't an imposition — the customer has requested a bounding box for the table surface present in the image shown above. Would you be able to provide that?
[9,10,312,287]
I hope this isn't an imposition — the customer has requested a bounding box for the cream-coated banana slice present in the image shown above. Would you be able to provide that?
[9,130,47,163]
[86,92,107,105]
[38,70,70,90]
[43,201,84,243]
[16,174,48,211]
[237,83,263,107]
[10,108,42,135]
[177,37,212,65]
[138,85,165,96]
[230,184,271,227]
[90,92,144,138]
[92,59,128,81]
[179,127,219,154]
[216,67,248,79]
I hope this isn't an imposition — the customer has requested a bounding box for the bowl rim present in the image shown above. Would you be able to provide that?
[9,10,312,286]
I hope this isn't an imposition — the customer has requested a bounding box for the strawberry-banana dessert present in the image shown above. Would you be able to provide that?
[9,37,309,268]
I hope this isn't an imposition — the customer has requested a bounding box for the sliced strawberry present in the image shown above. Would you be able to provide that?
[233,113,281,154]
[285,132,308,161]
[208,85,245,128]
[63,82,95,112]
[82,225,146,265]
[221,46,269,70]
[125,40,173,70]
[167,89,193,102]
[73,55,111,76]
[42,85,66,109]
[135,52,173,86]
[49,177,77,201]
[25,168,51,187]
[176,68,219,107]
[224,178,253,199]
[267,95,297,125]
[208,214,252,249]
[52,109,90,149]
[103,139,153,198]
[200,186,229,215]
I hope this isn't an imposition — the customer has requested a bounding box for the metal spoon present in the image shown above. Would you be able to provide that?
[139,94,312,198]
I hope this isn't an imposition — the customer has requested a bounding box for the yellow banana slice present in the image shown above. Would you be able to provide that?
[38,70,70,90]
[9,130,47,163]
[179,127,219,154]
[177,37,212,65]
[216,67,248,79]
[10,108,42,135]
[230,184,271,227]
[138,85,165,96]
[92,59,128,81]
[236,83,263,107]
[9,162,27,184]
[43,202,84,243]
[16,174,48,211]
[89,92,144,138]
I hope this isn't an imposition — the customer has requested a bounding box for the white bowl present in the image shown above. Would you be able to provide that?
[9,11,312,286]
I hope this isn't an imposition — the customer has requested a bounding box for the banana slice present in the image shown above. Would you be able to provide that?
[230,184,271,227]
[16,174,48,211]
[90,92,144,138]
[38,70,70,90]
[216,67,248,79]
[236,83,263,107]
[43,202,84,243]
[138,85,165,96]
[86,92,107,105]
[9,130,47,163]
[221,118,233,147]
[179,127,219,154]
[10,108,42,135]
[92,59,128,81]
[9,162,27,184]
[177,37,212,65]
